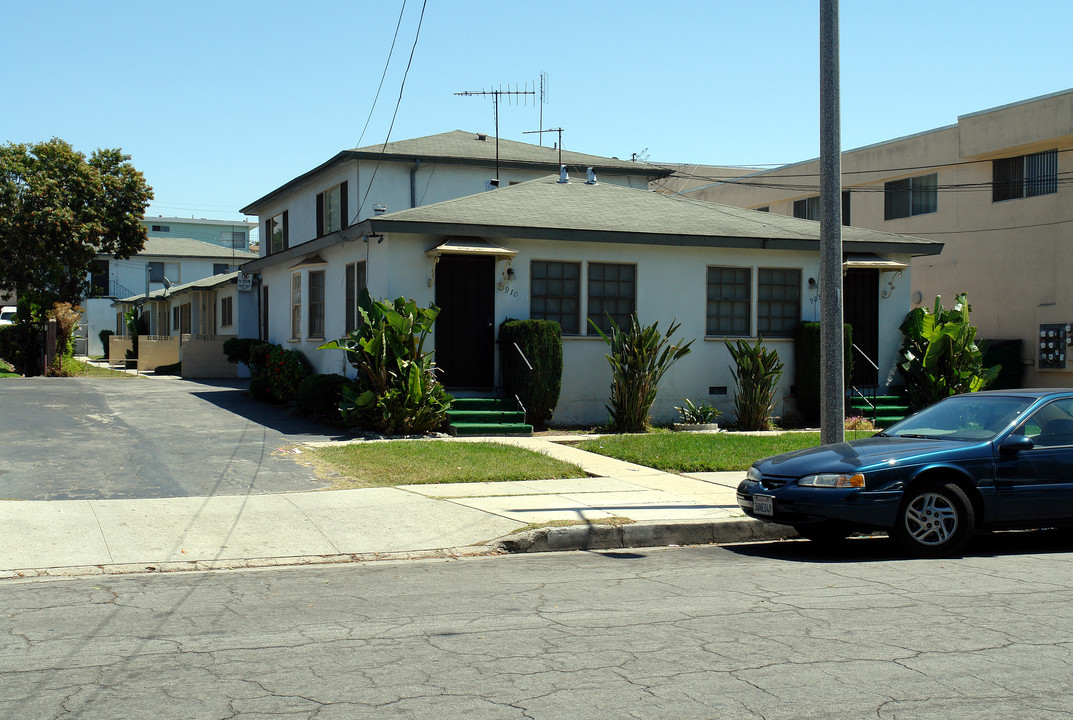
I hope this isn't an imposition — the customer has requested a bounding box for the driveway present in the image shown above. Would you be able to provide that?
[0,377,346,500]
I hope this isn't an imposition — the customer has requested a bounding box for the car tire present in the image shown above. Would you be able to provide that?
[795,522,851,547]
[892,481,974,558]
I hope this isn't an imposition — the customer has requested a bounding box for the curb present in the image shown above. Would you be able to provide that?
[490,519,799,553]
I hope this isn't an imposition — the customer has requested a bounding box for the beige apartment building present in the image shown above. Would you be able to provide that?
[666,89,1073,389]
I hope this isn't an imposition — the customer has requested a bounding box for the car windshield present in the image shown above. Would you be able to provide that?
[884,395,1034,441]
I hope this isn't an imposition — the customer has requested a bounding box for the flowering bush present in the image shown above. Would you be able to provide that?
[844,416,876,431]
[264,346,312,403]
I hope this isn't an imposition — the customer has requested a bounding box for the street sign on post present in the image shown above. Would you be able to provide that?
[237,273,253,292]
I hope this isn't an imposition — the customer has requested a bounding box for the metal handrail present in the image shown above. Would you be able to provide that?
[849,344,881,425]
[511,342,532,423]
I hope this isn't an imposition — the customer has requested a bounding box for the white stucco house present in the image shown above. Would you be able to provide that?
[242,175,942,425]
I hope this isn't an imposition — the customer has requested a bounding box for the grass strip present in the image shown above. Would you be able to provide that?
[304,440,587,488]
[571,431,867,472]
[61,358,140,378]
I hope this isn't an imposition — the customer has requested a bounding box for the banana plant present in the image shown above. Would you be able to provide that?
[898,293,1000,409]
[320,290,451,434]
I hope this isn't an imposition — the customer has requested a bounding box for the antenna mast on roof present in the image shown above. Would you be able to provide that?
[455,83,536,180]
[523,127,565,167]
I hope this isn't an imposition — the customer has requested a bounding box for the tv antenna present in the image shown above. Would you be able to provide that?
[455,84,536,180]
[523,127,565,166]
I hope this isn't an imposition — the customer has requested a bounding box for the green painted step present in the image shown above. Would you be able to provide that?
[449,398,518,411]
[449,422,533,437]
[448,410,527,424]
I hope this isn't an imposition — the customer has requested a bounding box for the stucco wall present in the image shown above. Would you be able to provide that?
[257,230,914,426]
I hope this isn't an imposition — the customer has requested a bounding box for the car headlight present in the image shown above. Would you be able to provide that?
[798,473,865,488]
[746,466,762,483]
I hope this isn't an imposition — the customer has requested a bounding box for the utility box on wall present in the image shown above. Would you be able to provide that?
[1039,323,1071,370]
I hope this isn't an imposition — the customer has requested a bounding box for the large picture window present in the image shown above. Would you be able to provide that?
[587,262,636,334]
[884,173,937,220]
[706,266,750,336]
[317,181,348,237]
[993,149,1057,202]
[308,270,325,339]
[530,260,580,335]
[757,268,801,337]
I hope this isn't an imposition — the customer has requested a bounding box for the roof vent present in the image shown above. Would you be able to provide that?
[557,165,569,184]
[374,204,387,214]
[476,133,487,141]
[485,178,500,191]
[585,167,598,185]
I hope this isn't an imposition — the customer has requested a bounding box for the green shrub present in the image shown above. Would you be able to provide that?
[223,337,271,368]
[675,398,721,424]
[248,375,273,402]
[0,357,16,375]
[726,337,785,430]
[590,315,694,433]
[320,291,452,434]
[793,322,853,425]
[263,346,312,403]
[499,319,563,429]
[248,342,276,378]
[293,373,349,426]
[0,321,46,376]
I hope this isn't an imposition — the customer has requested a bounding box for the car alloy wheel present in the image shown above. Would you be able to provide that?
[893,481,974,557]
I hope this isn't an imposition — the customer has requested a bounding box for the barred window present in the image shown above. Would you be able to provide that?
[993,150,1057,202]
[587,262,636,334]
[706,267,750,336]
[757,268,801,337]
[530,261,580,334]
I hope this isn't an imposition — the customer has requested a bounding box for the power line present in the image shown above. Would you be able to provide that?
[354,0,408,150]
[353,0,428,223]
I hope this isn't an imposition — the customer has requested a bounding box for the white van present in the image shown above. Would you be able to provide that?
[0,306,16,326]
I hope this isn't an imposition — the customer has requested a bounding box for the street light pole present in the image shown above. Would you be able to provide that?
[820,0,845,444]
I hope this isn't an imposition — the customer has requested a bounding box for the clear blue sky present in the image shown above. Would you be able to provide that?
[4,0,1073,228]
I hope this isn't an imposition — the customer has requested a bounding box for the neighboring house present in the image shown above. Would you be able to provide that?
[114,272,255,377]
[676,88,1073,389]
[85,235,257,356]
[142,217,257,252]
[242,176,941,425]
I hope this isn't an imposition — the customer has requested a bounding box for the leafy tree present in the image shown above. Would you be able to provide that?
[0,138,153,317]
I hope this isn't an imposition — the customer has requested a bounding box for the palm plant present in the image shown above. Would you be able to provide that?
[725,337,784,430]
[590,315,693,433]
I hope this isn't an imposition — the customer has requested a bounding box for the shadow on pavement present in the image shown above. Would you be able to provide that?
[188,381,354,442]
[726,527,1073,564]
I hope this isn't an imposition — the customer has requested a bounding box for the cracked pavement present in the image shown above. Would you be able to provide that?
[3,533,1073,718]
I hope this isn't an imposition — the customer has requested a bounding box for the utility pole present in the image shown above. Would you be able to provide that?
[820,0,845,444]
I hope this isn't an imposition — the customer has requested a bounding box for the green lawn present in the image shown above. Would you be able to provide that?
[571,431,871,472]
[303,440,587,488]
[61,358,140,378]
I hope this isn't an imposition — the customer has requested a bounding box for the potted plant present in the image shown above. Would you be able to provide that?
[672,398,721,432]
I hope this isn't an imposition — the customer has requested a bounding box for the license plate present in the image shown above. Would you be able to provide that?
[753,494,774,516]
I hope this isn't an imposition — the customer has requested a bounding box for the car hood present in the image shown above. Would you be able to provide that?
[755,437,991,477]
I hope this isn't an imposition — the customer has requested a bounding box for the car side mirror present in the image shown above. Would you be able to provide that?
[999,434,1034,454]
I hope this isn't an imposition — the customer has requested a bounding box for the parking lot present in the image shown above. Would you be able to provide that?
[0,377,344,500]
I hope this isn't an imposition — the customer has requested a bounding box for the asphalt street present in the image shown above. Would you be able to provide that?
[0,377,342,499]
[3,532,1073,719]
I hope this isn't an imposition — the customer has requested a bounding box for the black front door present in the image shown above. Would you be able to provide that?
[435,254,495,389]
[843,269,879,388]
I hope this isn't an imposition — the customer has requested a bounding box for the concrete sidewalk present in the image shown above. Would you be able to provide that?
[0,437,797,579]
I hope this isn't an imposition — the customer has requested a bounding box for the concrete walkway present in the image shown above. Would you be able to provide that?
[0,434,797,579]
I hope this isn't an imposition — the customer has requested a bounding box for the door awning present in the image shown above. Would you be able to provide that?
[842,253,908,271]
[424,236,518,260]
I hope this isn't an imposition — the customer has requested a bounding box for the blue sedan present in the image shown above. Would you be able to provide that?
[738,390,1073,556]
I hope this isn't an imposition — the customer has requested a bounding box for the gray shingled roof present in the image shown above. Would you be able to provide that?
[131,237,258,260]
[368,175,943,254]
[244,176,942,273]
[117,271,240,303]
[241,130,670,214]
[349,130,664,173]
